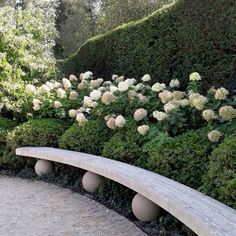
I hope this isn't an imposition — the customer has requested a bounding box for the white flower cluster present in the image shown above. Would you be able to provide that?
[25,71,235,139]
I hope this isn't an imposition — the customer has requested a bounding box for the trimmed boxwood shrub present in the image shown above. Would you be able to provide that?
[201,135,236,209]
[0,119,67,170]
[62,0,236,91]
[146,128,214,188]
[101,124,146,164]
[0,117,17,145]
[59,119,114,155]
[7,119,67,149]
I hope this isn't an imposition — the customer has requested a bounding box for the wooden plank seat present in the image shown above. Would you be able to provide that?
[16,147,236,236]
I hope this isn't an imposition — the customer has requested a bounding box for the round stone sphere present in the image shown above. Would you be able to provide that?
[82,171,105,193]
[132,193,161,222]
[35,160,53,176]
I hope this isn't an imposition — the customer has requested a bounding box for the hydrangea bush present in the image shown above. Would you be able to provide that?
[0,2,58,121]
[24,71,236,142]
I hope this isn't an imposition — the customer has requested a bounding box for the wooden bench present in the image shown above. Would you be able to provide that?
[16,147,236,236]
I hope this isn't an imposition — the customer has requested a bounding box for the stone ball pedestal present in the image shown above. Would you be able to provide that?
[35,159,53,176]
[131,193,161,222]
[82,171,105,193]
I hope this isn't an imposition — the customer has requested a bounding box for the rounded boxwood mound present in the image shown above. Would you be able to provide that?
[62,0,236,91]
[201,135,236,209]
[102,125,145,164]
[146,128,214,188]
[59,119,114,155]
[0,119,67,170]
[0,117,17,145]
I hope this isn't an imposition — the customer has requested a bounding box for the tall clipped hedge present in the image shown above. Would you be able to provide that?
[62,0,236,91]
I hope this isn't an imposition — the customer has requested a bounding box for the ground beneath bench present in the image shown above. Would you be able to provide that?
[0,176,146,236]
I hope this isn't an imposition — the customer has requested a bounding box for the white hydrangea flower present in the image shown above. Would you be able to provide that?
[125,78,136,86]
[90,90,102,101]
[76,113,88,126]
[104,114,114,121]
[56,88,66,98]
[106,117,116,129]
[189,93,208,110]
[169,79,180,88]
[137,125,150,136]
[159,90,173,104]
[153,111,167,121]
[77,107,86,113]
[128,90,137,100]
[98,86,107,92]
[82,71,93,80]
[91,101,98,108]
[141,74,151,82]
[101,92,116,105]
[78,80,89,89]
[118,81,129,92]
[202,110,216,122]
[207,130,223,143]
[33,104,41,111]
[215,87,229,100]
[90,78,104,88]
[103,81,113,87]
[46,81,54,90]
[191,95,208,110]
[85,108,92,113]
[62,78,71,90]
[26,84,36,93]
[68,109,77,118]
[134,108,148,121]
[38,84,50,94]
[208,87,216,95]
[69,91,78,100]
[219,106,236,121]
[54,101,62,108]
[179,99,190,107]
[83,96,94,108]
[151,82,166,92]
[189,72,201,81]
[32,99,42,106]
[172,91,185,100]
[112,74,118,81]
[135,83,145,91]
[115,115,126,128]
[115,76,124,84]
[69,74,78,81]
[137,93,149,103]
[164,102,178,112]
[110,85,118,93]
[53,81,62,89]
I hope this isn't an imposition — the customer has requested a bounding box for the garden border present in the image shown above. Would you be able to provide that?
[16,146,236,236]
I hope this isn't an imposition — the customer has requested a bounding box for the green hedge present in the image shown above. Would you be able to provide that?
[102,125,145,164]
[146,128,214,188]
[0,119,67,170]
[59,119,114,155]
[0,117,17,144]
[201,135,236,209]
[62,0,236,91]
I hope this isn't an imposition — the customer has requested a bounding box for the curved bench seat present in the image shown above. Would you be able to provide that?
[16,147,236,236]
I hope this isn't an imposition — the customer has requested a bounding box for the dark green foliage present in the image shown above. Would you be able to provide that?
[7,119,67,149]
[59,119,114,155]
[146,128,214,188]
[0,117,17,144]
[0,119,67,170]
[62,0,236,91]
[201,135,236,209]
[102,125,145,164]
